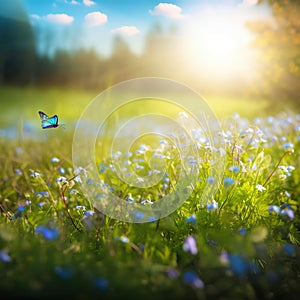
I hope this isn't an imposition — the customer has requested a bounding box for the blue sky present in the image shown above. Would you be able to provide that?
[20,0,270,57]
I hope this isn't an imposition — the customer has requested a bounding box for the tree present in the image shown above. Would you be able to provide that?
[248,0,300,104]
[0,0,36,85]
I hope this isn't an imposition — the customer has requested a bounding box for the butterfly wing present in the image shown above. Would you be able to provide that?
[39,111,59,129]
[41,115,59,129]
[39,111,48,121]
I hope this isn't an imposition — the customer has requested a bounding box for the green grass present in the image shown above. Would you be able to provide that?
[0,85,299,299]
[0,85,280,125]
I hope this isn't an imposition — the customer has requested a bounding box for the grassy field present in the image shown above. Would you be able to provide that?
[0,85,299,299]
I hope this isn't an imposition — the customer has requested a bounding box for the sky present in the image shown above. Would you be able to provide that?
[0,0,270,81]
[21,0,270,58]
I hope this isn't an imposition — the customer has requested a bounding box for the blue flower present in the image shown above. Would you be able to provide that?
[50,157,60,163]
[14,168,22,175]
[228,254,248,276]
[182,271,204,289]
[268,205,280,214]
[238,228,247,236]
[93,278,108,291]
[166,268,179,280]
[207,200,218,211]
[11,206,26,220]
[115,235,129,243]
[224,177,234,188]
[282,142,294,149]
[283,243,295,256]
[58,167,65,174]
[186,214,197,224]
[35,191,49,197]
[55,266,74,280]
[133,211,144,221]
[76,205,86,211]
[148,215,158,222]
[183,236,198,255]
[280,207,294,220]
[229,166,239,172]
[35,225,59,241]
[206,176,215,184]
[126,195,134,202]
[0,250,12,263]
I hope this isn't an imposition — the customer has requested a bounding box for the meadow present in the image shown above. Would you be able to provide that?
[0,86,299,299]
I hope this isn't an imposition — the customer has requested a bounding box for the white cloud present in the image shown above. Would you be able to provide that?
[83,0,96,6]
[84,11,107,27]
[149,3,185,19]
[65,0,80,4]
[238,0,259,8]
[111,26,140,36]
[30,14,41,20]
[44,13,74,24]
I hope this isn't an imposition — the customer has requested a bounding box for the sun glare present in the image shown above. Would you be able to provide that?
[184,7,257,82]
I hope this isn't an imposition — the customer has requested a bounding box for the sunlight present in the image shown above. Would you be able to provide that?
[184,7,257,82]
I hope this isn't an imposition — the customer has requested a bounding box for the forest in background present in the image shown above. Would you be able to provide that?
[1,0,300,105]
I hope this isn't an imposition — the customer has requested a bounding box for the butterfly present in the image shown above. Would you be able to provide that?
[38,111,59,129]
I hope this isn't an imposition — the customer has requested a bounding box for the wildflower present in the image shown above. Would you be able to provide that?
[15,168,22,175]
[126,195,134,202]
[268,205,280,214]
[133,211,144,221]
[74,166,88,176]
[206,176,215,184]
[186,214,197,224]
[30,171,41,177]
[166,268,179,280]
[229,166,239,173]
[256,184,266,192]
[280,206,294,220]
[35,225,59,241]
[282,142,294,150]
[228,254,248,276]
[111,151,122,159]
[283,243,295,256]
[209,240,217,246]
[117,235,129,243]
[219,251,229,264]
[141,199,153,205]
[182,271,204,289]
[93,278,109,291]
[55,266,74,280]
[35,191,49,197]
[207,200,218,211]
[238,228,247,236]
[125,151,132,157]
[162,183,169,189]
[50,157,60,163]
[0,250,12,263]
[148,215,158,222]
[183,236,198,255]
[224,177,234,188]
[82,210,95,230]
[11,206,26,220]
[76,205,86,211]
[56,176,67,183]
[38,202,45,207]
[58,167,65,174]
[70,189,78,195]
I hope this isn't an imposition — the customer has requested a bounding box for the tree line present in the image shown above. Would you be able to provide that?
[1,0,300,104]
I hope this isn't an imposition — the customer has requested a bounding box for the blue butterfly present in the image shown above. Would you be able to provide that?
[38,111,59,129]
